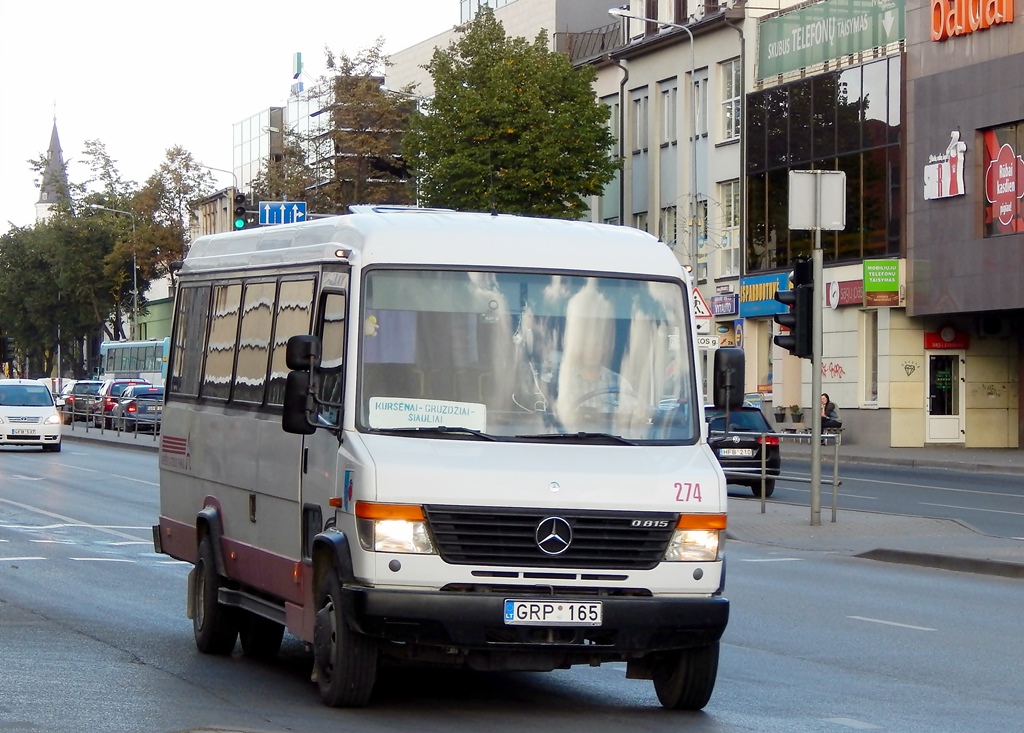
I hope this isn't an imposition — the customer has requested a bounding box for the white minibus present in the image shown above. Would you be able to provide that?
[154,206,742,710]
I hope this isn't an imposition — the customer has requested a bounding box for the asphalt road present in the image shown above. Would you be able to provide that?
[3,441,1024,732]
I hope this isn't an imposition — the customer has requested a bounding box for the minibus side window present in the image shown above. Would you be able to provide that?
[316,291,347,427]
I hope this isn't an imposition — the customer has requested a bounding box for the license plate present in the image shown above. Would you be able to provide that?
[11,429,35,436]
[153,405,162,412]
[719,448,753,457]
[504,599,602,626]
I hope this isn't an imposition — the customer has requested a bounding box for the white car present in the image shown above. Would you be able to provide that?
[0,379,63,452]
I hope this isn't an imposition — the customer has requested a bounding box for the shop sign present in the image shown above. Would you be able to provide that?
[710,294,739,316]
[924,131,967,200]
[924,326,969,349]
[931,0,1014,41]
[739,273,788,317]
[984,129,1024,234]
[863,260,900,306]
[825,279,864,308]
[758,0,904,80]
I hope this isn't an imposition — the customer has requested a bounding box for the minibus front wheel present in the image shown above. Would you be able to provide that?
[192,535,239,655]
[313,569,378,707]
[652,641,720,710]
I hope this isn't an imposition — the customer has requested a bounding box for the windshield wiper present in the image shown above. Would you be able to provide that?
[372,426,499,441]
[514,432,637,446]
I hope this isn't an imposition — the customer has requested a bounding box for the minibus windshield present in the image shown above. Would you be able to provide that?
[356,269,699,443]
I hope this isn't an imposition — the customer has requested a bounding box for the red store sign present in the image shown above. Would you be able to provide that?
[924,328,970,350]
[825,279,864,308]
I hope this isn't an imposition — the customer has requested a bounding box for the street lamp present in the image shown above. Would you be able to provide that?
[85,204,138,340]
[608,7,699,278]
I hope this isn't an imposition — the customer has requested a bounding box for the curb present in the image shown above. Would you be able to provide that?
[856,548,1024,579]
[62,432,160,453]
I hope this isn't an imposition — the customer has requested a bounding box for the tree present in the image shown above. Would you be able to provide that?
[404,8,618,219]
[250,39,415,216]
[136,145,215,290]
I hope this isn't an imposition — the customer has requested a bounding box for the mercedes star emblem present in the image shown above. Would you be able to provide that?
[535,517,573,555]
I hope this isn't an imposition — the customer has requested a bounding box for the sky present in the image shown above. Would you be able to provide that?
[0,0,459,234]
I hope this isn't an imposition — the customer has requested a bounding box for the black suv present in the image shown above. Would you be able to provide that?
[62,380,103,424]
[706,405,781,498]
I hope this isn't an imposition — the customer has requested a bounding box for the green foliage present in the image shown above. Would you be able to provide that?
[1,140,214,377]
[404,8,618,219]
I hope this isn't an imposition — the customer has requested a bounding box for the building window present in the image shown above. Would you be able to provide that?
[633,93,649,151]
[674,0,689,23]
[721,58,741,141]
[660,84,677,145]
[696,197,708,281]
[719,180,740,277]
[660,206,677,246]
[694,76,708,137]
[633,212,649,232]
[863,309,878,403]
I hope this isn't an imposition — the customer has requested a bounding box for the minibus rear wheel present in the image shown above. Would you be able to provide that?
[193,535,239,655]
[240,612,285,659]
[313,570,377,707]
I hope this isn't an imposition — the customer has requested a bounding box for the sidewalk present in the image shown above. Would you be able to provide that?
[63,424,1024,579]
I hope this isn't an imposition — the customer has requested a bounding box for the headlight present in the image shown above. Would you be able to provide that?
[44,414,62,425]
[663,514,726,562]
[355,502,436,554]
[663,529,721,562]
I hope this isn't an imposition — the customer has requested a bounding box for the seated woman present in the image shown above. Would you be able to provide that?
[820,392,842,429]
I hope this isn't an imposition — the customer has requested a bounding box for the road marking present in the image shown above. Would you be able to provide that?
[0,557,46,562]
[848,615,936,631]
[102,541,151,546]
[920,502,1024,517]
[9,475,44,481]
[29,539,76,544]
[157,560,192,566]
[821,718,882,730]
[70,557,136,563]
[0,499,145,542]
[738,557,803,562]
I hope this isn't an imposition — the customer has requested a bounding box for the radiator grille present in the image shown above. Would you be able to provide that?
[424,506,677,570]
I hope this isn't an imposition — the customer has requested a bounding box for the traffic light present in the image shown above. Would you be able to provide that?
[233,192,249,230]
[773,257,813,359]
[0,336,14,363]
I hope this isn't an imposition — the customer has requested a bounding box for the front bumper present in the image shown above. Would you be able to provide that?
[345,586,729,655]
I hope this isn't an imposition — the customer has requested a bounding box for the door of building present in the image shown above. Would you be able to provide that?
[925,351,965,443]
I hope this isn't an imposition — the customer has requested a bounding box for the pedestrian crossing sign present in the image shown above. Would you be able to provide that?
[692,288,712,319]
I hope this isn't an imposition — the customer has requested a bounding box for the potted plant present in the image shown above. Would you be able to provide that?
[789,404,804,424]
[773,405,787,423]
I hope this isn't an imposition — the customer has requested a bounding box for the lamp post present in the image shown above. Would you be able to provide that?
[608,7,699,278]
[85,204,138,340]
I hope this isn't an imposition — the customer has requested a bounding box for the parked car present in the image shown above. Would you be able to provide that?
[61,380,103,424]
[91,379,152,429]
[0,379,63,452]
[705,405,781,498]
[111,384,164,432]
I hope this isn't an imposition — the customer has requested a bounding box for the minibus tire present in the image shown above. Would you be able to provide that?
[652,642,719,710]
[313,571,377,707]
[193,536,239,655]
[240,612,285,659]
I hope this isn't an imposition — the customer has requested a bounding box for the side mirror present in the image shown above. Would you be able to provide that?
[713,347,745,410]
[282,371,317,435]
[286,335,322,371]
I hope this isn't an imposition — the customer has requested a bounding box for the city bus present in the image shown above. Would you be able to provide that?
[154,206,741,710]
[97,337,169,386]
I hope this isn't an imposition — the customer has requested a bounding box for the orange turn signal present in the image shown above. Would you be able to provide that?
[355,502,425,521]
[676,513,727,530]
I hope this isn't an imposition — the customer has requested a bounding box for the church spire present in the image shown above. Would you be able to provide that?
[35,117,68,222]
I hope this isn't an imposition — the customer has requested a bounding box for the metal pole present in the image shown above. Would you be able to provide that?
[131,219,138,340]
[810,172,824,526]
